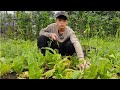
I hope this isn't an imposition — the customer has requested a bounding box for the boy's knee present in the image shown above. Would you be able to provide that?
[63,39,75,55]
[65,40,74,49]
[37,35,49,48]
[37,35,48,41]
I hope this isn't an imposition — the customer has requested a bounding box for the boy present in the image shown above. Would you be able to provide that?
[37,11,90,69]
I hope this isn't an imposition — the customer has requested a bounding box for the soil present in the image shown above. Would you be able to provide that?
[0,72,17,79]
[117,73,120,77]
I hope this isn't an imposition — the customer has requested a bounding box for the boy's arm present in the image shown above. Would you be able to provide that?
[39,25,52,38]
[70,31,84,59]
[70,32,91,69]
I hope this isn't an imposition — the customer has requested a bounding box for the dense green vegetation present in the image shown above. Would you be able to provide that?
[0,11,120,79]
[0,37,120,79]
[0,11,120,40]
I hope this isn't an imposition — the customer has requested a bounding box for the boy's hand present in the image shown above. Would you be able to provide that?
[51,33,58,41]
[78,58,91,70]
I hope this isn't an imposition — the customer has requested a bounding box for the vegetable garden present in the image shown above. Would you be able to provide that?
[0,11,120,79]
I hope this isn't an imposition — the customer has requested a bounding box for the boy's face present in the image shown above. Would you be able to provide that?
[56,18,68,30]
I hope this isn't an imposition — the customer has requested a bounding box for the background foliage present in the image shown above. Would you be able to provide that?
[0,11,120,40]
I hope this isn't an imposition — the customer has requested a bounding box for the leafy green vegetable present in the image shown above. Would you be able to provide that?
[12,56,25,74]
[0,63,13,76]
[44,69,55,78]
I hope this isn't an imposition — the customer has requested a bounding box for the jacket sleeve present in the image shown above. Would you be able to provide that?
[70,31,84,58]
[39,25,52,38]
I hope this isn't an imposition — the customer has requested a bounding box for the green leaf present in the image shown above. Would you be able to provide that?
[27,52,43,79]
[84,64,98,79]
[71,71,82,79]
[12,56,24,74]
[65,71,73,79]
[0,63,13,76]
[44,69,55,78]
